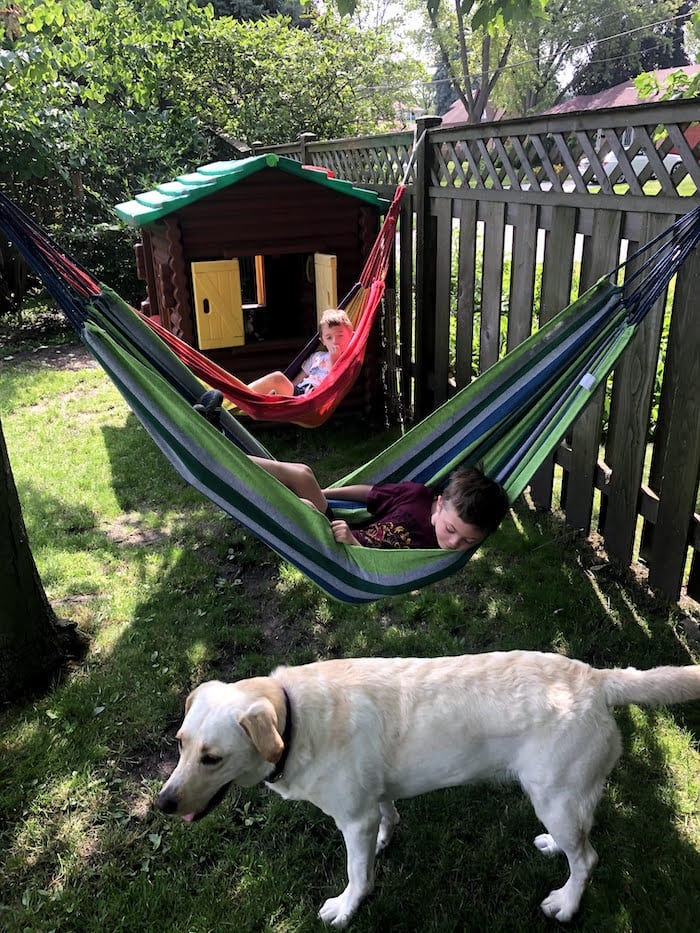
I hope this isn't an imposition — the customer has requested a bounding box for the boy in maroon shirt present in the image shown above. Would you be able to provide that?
[250,457,509,551]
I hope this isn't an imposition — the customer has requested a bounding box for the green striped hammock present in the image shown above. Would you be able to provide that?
[1,192,699,602]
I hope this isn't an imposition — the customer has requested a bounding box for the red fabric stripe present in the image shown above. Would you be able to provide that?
[31,230,101,298]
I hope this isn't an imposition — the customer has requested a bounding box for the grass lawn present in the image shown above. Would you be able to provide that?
[1,319,699,933]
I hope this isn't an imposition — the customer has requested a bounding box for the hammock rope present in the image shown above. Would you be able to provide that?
[2,191,699,602]
[281,135,423,384]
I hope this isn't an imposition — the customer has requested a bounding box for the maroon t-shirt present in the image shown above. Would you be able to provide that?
[352,482,438,549]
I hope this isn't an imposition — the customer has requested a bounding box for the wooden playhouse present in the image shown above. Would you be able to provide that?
[115,154,391,422]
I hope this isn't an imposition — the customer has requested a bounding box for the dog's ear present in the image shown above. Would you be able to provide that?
[184,685,200,715]
[238,698,284,764]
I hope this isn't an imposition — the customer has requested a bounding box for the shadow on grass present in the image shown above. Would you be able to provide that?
[2,414,699,932]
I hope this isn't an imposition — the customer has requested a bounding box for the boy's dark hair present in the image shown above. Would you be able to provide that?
[319,308,353,331]
[441,466,509,535]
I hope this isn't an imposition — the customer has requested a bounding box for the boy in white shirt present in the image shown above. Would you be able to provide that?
[248,309,353,397]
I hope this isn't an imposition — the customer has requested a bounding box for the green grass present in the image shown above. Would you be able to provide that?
[1,327,699,933]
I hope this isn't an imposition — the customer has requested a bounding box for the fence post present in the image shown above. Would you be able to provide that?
[413,115,442,419]
[298,132,317,165]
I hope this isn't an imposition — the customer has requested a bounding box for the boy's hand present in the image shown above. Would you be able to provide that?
[331,520,360,546]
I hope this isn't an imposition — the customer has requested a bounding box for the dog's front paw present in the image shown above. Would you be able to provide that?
[318,894,354,928]
[540,888,577,923]
[534,833,561,857]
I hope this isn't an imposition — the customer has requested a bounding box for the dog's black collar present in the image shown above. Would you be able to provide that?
[266,687,292,783]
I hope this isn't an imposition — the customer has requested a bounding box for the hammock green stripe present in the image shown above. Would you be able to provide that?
[499,326,635,497]
[81,274,631,603]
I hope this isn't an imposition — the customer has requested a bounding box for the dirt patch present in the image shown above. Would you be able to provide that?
[1,342,97,372]
[103,513,170,548]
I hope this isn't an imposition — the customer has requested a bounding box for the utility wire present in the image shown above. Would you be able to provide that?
[354,9,695,95]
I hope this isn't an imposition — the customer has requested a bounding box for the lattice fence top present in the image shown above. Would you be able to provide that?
[261,99,700,208]
[431,101,700,198]
[271,138,416,187]
[314,142,415,187]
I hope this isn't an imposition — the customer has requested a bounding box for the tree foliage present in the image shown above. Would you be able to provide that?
[410,0,695,122]
[417,0,546,123]
[1,0,215,222]
[1,1,419,225]
[174,10,424,144]
[204,0,303,19]
[635,7,700,99]
[570,0,692,97]
[490,0,692,115]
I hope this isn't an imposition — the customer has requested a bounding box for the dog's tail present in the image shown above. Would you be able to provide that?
[598,664,700,708]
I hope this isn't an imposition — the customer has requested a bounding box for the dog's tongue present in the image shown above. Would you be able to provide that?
[181,813,196,823]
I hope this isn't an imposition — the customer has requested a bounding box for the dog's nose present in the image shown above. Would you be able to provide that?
[156,791,178,814]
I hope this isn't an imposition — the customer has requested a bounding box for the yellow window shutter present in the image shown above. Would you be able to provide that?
[314,253,338,322]
[191,260,244,350]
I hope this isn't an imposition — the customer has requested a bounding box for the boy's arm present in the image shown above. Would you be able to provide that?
[291,358,310,387]
[331,520,361,546]
[322,484,373,502]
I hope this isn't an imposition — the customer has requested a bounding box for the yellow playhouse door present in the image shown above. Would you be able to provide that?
[191,260,245,350]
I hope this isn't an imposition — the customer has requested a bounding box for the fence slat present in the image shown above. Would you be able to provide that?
[480,202,506,371]
[507,203,538,350]
[648,258,700,597]
[602,213,675,565]
[433,198,454,406]
[455,200,478,390]
[564,209,622,533]
[398,195,415,416]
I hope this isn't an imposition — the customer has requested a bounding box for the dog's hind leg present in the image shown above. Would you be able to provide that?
[522,715,622,921]
[376,800,400,854]
[527,784,601,922]
[318,811,381,928]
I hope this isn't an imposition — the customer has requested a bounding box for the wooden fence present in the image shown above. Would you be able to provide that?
[259,99,700,605]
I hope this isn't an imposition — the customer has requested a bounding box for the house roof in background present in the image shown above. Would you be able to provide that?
[115,154,389,228]
[436,66,699,125]
[440,98,504,127]
[542,65,700,116]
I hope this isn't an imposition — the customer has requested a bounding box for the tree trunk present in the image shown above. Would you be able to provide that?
[0,417,86,703]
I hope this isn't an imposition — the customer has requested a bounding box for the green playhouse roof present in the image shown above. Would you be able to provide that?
[114,154,389,228]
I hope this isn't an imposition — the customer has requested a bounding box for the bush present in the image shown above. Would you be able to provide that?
[58,224,144,307]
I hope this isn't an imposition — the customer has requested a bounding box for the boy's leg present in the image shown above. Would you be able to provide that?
[248,371,294,396]
[249,457,327,513]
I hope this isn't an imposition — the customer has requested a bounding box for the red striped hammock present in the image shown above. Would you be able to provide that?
[141,183,405,428]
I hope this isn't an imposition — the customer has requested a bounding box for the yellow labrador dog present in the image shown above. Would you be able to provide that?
[157,651,700,927]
